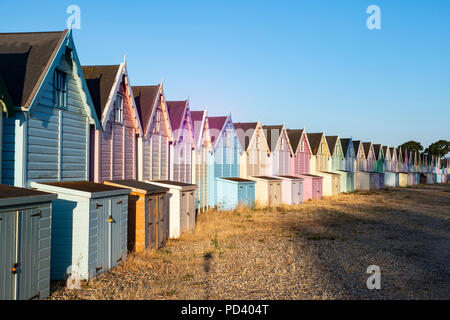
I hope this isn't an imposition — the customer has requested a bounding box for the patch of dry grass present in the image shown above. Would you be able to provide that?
[49,184,450,300]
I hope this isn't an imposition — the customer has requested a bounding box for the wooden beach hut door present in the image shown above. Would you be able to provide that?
[157,194,168,249]
[0,209,40,300]
[96,198,123,273]
[292,181,302,205]
[186,191,196,232]
[147,197,157,249]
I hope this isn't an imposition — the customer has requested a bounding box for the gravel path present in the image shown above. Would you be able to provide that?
[49,184,450,300]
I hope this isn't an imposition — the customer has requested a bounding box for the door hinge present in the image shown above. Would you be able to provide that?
[116,257,123,263]
[117,200,123,205]
[96,203,104,209]
[96,267,103,273]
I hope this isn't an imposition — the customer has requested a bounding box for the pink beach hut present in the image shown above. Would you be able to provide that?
[287,129,323,201]
[167,101,194,183]
[83,61,143,183]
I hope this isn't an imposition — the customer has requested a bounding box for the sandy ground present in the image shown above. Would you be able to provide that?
[49,184,450,300]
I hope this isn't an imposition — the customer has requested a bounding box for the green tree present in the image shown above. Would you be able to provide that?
[398,141,423,154]
[425,140,450,159]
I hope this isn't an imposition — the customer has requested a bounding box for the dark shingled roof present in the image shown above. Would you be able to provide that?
[191,110,206,146]
[286,129,304,154]
[325,136,338,156]
[382,146,388,158]
[353,141,361,156]
[363,142,372,158]
[389,147,396,159]
[132,85,160,133]
[0,30,68,108]
[340,138,351,156]
[0,184,52,199]
[251,176,282,181]
[42,181,126,193]
[262,125,283,152]
[307,133,323,156]
[166,101,188,132]
[152,180,196,187]
[373,144,383,160]
[208,116,227,146]
[105,180,169,195]
[234,122,258,151]
[82,65,121,120]
[220,177,255,183]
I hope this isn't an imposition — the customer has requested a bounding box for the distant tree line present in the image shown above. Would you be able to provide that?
[399,140,450,159]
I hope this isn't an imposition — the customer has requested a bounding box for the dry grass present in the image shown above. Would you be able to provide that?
[49,184,450,300]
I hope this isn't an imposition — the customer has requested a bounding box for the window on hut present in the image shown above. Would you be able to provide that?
[54,70,67,107]
[115,94,124,123]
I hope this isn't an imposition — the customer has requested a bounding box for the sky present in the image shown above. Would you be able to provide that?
[1,0,449,150]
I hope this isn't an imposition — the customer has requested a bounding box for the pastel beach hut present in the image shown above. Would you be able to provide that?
[191,110,212,212]
[308,133,340,196]
[263,125,303,204]
[133,84,172,182]
[235,122,270,179]
[167,100,194,183]
[0,30,100,188]
[327,136,354,193]
[208,115,241,208]
[216,177,256,210]
[353,140,371,190]
[372,144,386,189]
[83,61,143,183]
[397,147,409,187]
[287,129,323,201]
[362,142,384,190]
[384,146,399,187]
[339,138,356,192]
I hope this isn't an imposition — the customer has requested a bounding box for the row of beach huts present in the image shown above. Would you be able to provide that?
[0,30,448,300]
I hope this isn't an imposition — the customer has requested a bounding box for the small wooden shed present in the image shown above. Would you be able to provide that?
[353,140,371,191]
[30,181,130,281]
[216,177,256,210]
[248,176,282,207]
[0,185,57,300]
[399,172,409,187]
[327,136,353,193]
[276,175,304,205]
[287,129,323,201]
[104,180,170,252]
[146,180,197,239]
[384,146,399,187]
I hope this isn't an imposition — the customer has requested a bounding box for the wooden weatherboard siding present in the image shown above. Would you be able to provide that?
[263,125,292,176]
[134,84,172,182]
[83,61,143,183]
[208,115,241,208]
[0,30,100,188]
[167,101,194,183]
[235,122,270,179]
[191,110,212,211]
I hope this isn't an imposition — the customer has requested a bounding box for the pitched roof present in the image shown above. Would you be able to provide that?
[234,122,258,151]
[0,30,68,108]
[363,142,372,158]
[325,136,338,156]
[389,147,396,159]
[382,146,388,158]
[82,65,121,120]
[340,138,351,156]
[262,125,283,152]
[353,141,361,156]
[307,133,323,155]
[132,85,160,132]
[207,116,228,146]
[166,100,188,132]
[286,129,304,153]
[191,110,207,146]
[373,144,382,160]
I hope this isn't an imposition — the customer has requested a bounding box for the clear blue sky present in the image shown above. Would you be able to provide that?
[1,0,449,150]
